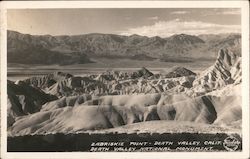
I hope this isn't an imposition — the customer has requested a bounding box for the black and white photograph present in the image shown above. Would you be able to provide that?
[1,1,249,159]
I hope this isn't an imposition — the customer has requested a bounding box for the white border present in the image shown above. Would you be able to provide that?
[0,1,249,159]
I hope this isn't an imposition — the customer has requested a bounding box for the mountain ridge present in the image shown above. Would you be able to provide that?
[7,30,241,65]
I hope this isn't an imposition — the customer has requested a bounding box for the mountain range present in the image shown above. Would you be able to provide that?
[7,30,241,65]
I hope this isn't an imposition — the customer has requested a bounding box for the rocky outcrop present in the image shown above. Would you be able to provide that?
[131,67,154,79]
[193,48,241,93]
[20,68,195,97]
[23,72,73,89]
[7,80,57,126]
[163,66,196,78]
[41,94,92,111]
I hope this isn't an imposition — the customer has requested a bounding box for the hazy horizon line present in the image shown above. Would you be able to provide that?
[7,29,241,38]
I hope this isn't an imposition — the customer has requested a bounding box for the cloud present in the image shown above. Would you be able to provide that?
[221,10,241,15]
[148,16,159,20]
[170,11,189,15]
[125,17,131,20]
[203,9,241,16]
[119,19,240,37]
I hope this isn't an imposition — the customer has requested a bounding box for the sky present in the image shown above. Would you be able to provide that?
[7,8,241,37]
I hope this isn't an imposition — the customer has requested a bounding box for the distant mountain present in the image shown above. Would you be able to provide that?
[198,33,241,56]
[7,30,241,65]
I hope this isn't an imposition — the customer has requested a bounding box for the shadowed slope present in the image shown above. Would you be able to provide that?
[7,80,57,126]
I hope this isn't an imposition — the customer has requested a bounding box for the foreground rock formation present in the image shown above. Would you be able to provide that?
[7,48,242,136]
[193,48,241,93]
[7,80,57,127]
[8,91,241,136]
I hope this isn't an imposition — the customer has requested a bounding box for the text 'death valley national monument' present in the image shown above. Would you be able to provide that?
[6,8,242,152]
